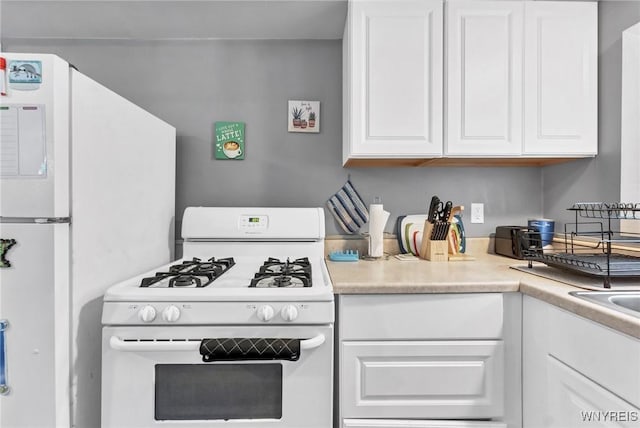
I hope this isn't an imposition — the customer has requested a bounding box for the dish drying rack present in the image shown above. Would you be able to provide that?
[523,202,640,288]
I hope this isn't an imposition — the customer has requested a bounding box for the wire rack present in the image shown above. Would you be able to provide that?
[523,202,640,288]
[568,202,640,219]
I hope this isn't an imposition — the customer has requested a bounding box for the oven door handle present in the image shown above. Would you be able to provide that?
[109,336,200,352]
[300,334,325,350]
[109,334,326,352]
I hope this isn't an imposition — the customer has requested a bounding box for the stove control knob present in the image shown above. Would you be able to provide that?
[280,305,299,322]
[257,305,275,322]
[138,305,157,323]
[162,305,181,323]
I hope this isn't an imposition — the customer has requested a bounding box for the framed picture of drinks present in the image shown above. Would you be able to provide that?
[288,100,320,133]
[215,121,245,160]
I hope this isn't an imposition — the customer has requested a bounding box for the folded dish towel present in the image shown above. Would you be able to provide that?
[326,179,369,234]
[200,338,301,361]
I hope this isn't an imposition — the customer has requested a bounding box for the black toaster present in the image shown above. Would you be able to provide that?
[494,226,542,259]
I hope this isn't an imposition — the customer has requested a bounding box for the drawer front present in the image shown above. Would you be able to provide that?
[341,340,504,419]
[339,294,503,340]
[343,420,507,428]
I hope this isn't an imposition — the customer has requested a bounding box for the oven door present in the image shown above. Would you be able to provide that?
[101,325,333,428]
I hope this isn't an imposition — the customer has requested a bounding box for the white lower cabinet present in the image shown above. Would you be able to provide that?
[546,356,639,428]
[343,420,507,428]
[341,341,504,419]
[338,294,517,428]
[523,296,640,428]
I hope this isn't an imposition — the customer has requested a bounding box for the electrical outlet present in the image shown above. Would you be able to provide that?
[471,203,484,224]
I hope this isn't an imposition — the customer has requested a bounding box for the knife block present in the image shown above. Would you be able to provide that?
[419,221,449,262]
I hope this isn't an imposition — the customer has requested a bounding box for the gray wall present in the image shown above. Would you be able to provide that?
[3,5,637,428]
[542,1,640,229]
[4,38,543,239]
[12,3,639,240]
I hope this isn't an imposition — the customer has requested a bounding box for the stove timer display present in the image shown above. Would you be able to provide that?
[238,215,268,231]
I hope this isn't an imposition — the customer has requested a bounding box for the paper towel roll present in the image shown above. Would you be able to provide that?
[368,203,390,257]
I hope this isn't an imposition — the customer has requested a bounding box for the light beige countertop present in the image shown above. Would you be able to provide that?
[325,239,640,339]
[327,254,521,293]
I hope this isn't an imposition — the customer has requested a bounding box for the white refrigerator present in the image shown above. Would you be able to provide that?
[0,53,176,428]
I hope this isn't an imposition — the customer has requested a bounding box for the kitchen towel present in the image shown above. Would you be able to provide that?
[326,179,369,234]
[368,203,390,257]
[200,338,300,361]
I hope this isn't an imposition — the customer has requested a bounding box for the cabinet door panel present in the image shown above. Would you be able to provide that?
[548,300,640,408]
[341,341,504,419]
[523,296,640,428]
[546,356,640,428]
[523,2,597,155]
[620,23,640,234]
[347,0,443,158]
[368,16,427,138]
[446,1,523,155]
[344,420,507,428]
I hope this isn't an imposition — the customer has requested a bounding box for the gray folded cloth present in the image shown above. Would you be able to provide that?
[327,179,369,234]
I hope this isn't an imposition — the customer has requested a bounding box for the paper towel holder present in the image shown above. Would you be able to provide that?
[367,196,389,259]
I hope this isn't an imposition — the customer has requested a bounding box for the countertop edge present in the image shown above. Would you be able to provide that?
[333,282,520,294]
[518,280,640,340]
[327,261,640,340]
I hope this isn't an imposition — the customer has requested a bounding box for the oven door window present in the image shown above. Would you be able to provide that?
[155,363,283,421]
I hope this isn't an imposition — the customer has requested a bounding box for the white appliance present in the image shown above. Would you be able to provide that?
[101,207,334,428]
[0,53,176,428]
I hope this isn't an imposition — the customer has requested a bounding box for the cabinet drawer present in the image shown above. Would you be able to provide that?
[339,294,503,340]
[341,340,504,419]
[343,420,507,428]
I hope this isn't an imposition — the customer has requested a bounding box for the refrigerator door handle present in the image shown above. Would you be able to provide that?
[34,217,71,224]
[0,217,71,224]
[0,319,9,395]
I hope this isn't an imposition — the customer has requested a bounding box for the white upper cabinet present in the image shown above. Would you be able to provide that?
[621,22,640,234]
[447,0,597,158]
[446,1,524,156]
[343,0,444,165]
[343,0,597,166]
[523,2,597,155]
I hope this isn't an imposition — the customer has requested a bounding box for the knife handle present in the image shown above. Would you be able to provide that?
[428,196,440,222]
[442,201,453,223]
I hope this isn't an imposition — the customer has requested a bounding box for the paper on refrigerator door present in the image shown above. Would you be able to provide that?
[0,105,47,177]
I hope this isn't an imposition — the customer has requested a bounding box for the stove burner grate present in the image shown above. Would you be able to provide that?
[259,257,311,276]
[169,275,202,288]
[140,257,235,288]
[250,257,312,288]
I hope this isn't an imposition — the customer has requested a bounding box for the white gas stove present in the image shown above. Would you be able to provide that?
[101,207,334,428]
[102,207,334,325]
